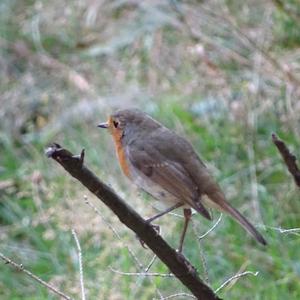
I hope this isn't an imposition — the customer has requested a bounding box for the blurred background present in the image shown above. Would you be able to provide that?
[1,0,300,299]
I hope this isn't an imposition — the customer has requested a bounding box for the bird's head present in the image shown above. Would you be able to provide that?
[98,109,156,141]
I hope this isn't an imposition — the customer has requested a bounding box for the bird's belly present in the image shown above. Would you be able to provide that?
[129,166,181,206]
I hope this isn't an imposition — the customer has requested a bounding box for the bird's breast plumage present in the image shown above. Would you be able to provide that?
[111,130,131,178]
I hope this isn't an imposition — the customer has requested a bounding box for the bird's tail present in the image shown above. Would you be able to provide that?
[206,190,267,245]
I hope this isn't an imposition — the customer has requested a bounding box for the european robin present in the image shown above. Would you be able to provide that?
[98,109,266,251]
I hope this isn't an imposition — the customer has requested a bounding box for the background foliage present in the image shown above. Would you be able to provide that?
[1,0,300,299]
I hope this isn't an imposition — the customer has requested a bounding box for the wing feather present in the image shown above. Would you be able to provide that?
[127,145,211,220]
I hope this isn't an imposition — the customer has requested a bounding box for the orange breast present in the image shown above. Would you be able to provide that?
[111,130,131,178]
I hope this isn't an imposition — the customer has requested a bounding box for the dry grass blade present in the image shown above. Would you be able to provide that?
[214,270,259,293]
[72,229,86,300]
[109,266,175,278]
[155,292,196,299]
[0,252,73,300]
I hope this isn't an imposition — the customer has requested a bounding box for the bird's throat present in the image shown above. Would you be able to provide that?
[112,133,131,178]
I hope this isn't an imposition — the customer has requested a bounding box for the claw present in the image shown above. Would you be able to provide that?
[151,224,161,235]
[137,224,161,249]
[139,238,148,249]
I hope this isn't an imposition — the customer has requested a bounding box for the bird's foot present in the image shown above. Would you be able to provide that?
[137,223,161,249]
[149,223,160,234]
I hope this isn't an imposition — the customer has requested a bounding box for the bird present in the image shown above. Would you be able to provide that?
[98,108,267,251]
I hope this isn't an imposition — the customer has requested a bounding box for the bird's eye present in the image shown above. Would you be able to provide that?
[113,121,119,128]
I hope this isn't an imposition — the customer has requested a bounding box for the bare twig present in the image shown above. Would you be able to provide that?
[197,214,223,240]
[109,267,175,278]
[265,226,300,236]
[191,214,223,284]
[46,144,221,300]
[155,292,196,299]
[145,255,157,273]
[191,222,209,285]
[72,229,86,300]
[0,252,73,300]
[214,271,259,294]
[272,133,300,187]
[273,227,300,234]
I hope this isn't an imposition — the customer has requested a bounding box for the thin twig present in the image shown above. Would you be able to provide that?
[0,252,73,300]
[214,271,259,293]
[72,229,86,300]
[265,226,300,236]
[197,214,223,240]
[274,228,300,234]
[145,255,157,273]
[109,266,175,278]
[191,221,209,285]
[155,292,196,299]
[272,133,300,187]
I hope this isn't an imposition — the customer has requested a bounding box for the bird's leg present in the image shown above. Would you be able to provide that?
[139,203,183,249]
[178,208,192,253]
[146,202,183,224]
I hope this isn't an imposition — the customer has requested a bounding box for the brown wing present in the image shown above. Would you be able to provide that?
[127,145,211,220]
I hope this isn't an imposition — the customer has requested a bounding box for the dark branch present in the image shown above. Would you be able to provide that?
[45,143,221,300]
[272,133,300,187]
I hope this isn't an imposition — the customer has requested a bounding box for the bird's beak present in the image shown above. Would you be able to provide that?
[97,122,109,129]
